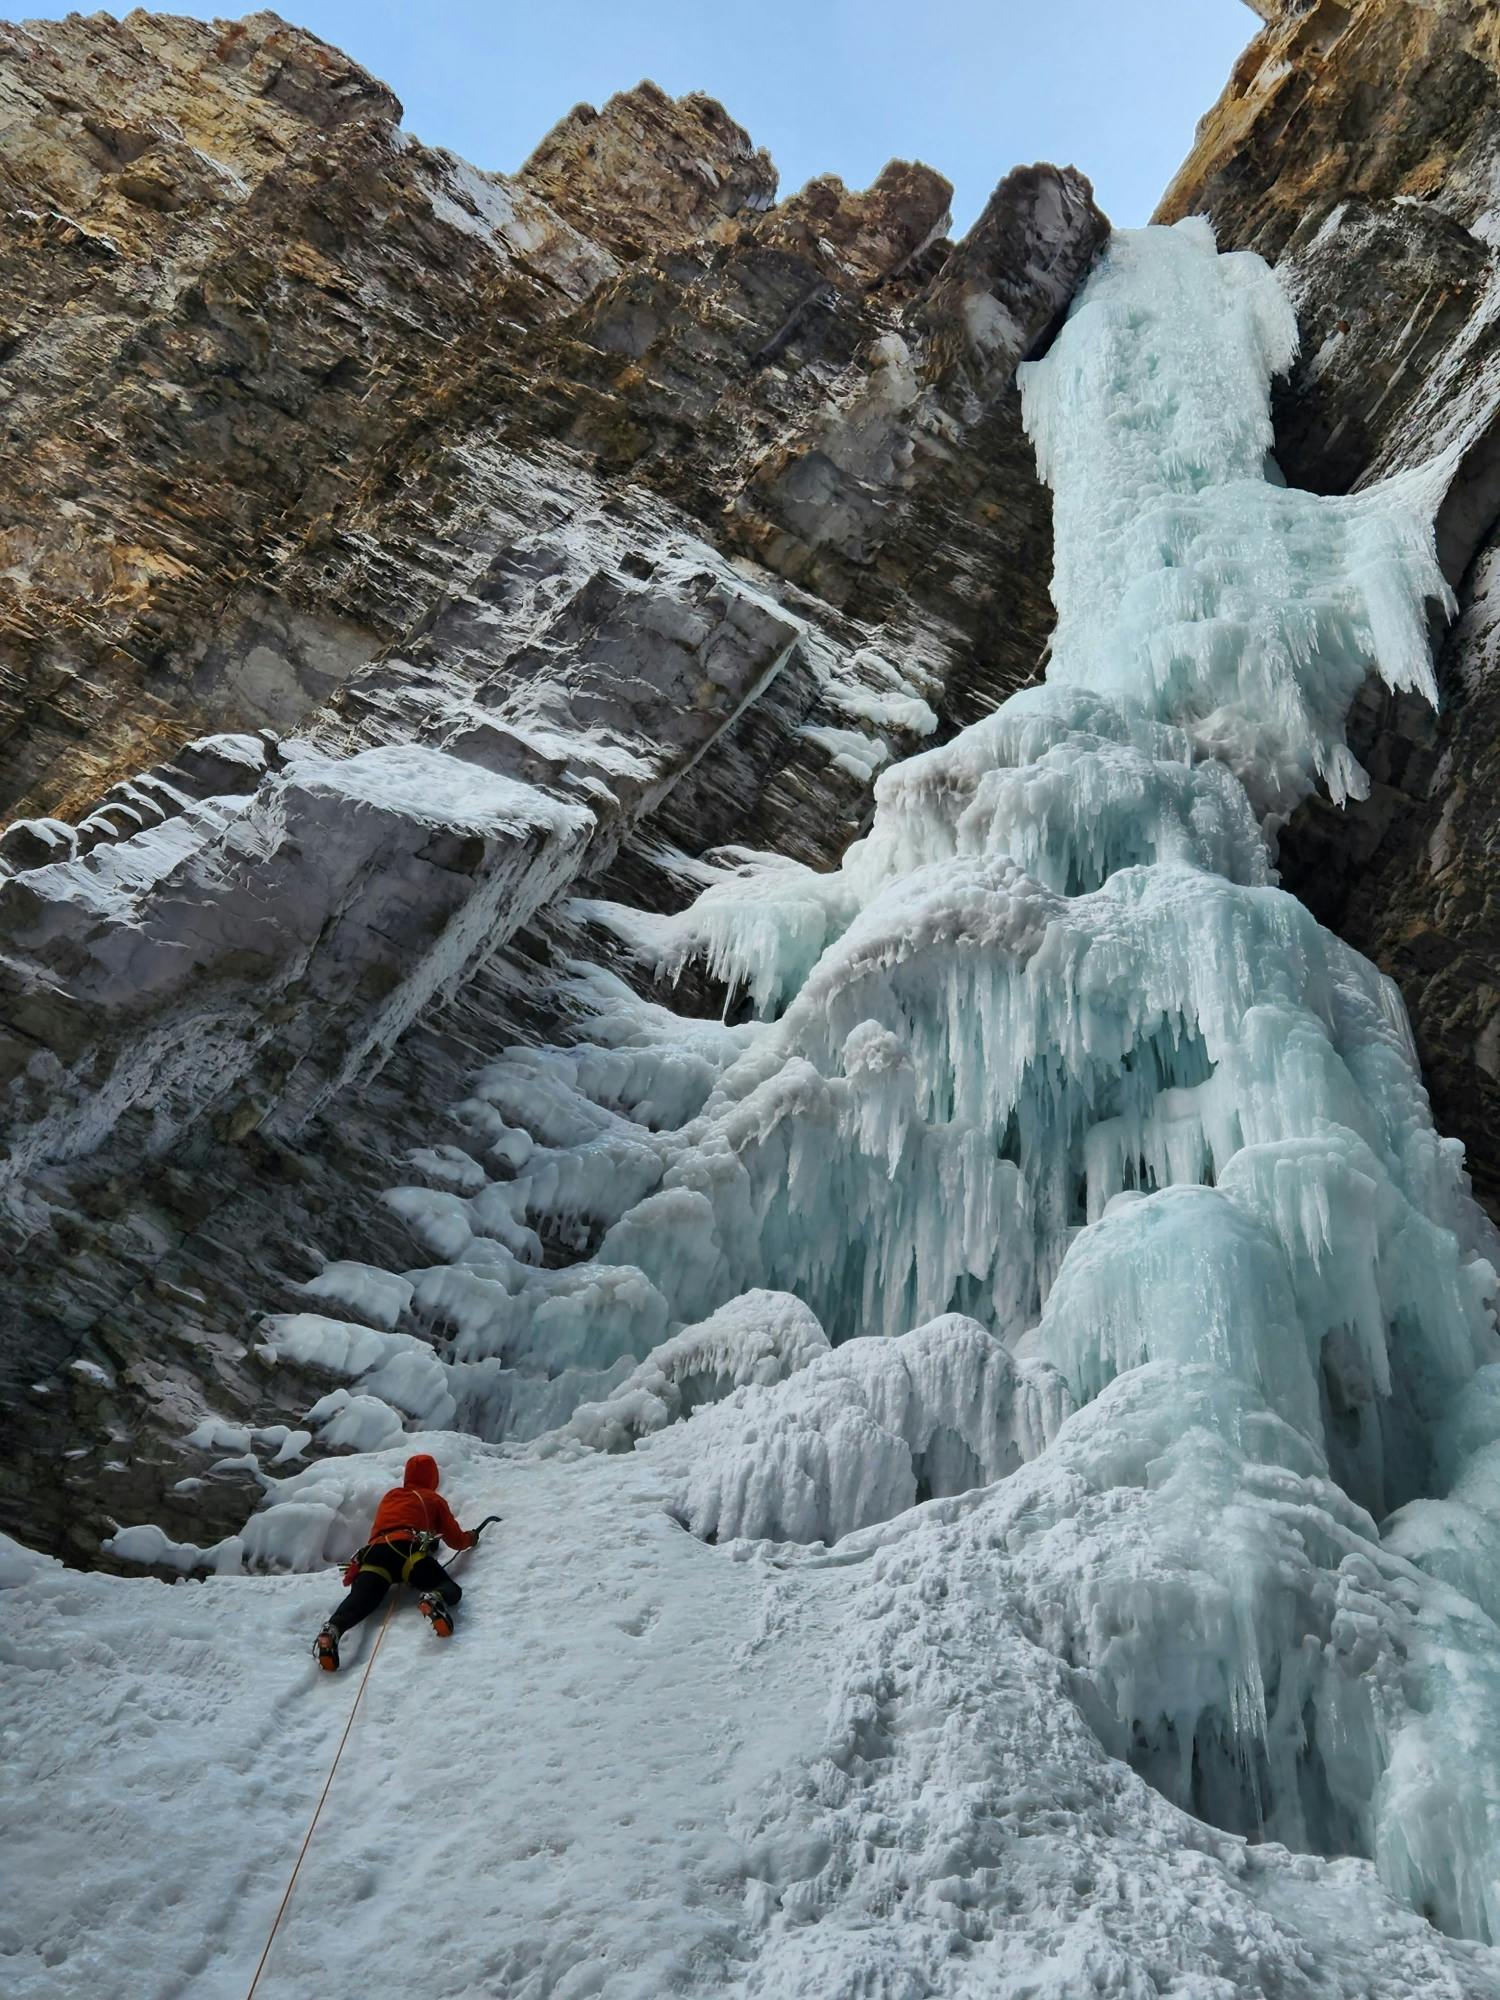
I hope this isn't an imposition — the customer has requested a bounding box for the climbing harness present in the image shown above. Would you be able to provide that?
[346,1529,440,1588]
[345,1483,442,1586]
[344,1512,500,1587]
[244,1514,499,1995]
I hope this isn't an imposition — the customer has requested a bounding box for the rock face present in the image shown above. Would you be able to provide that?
[1159,0,1500,1210]
[0,9,1108,1559]
[8,0,1500,1570]
[0,10,1100,828]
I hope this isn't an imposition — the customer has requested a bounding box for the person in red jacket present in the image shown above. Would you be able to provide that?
[314,1453,478,1672]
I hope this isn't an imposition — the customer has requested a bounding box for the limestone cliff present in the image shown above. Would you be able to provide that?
[0,9,1106,1558]
[7,0,1500,1573]
[1160,0,1500,1210]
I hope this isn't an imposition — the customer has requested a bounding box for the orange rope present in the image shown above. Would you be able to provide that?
[245,1589,399,1999]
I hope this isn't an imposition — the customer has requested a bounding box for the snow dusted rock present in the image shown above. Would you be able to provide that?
[423,557,804,838]
[0,744,595,1176]
[0,817,76,875]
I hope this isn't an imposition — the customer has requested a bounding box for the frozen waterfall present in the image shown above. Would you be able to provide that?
[225,219,1500,1942]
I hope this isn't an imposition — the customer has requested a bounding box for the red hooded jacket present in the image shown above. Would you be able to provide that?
[366,1454,473,1551]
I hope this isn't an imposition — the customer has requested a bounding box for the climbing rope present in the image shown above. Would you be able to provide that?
[242,1518,498,1996]
[244,1587,399,2000]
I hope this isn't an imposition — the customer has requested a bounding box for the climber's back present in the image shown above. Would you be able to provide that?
[366,1452,471,1552]
[314,1452,479,1672]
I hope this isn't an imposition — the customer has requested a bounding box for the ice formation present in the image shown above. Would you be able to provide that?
[656,1313,1073,1544]
[544,1289,832,1456]
[110,219,1500,1957]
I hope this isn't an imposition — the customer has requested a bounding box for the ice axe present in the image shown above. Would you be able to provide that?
[444,1513,501,1572]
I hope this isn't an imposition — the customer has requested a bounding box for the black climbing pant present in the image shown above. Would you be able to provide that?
[328,1541,462,1636]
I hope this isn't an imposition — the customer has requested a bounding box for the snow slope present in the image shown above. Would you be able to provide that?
[5,1438,1499,1997]
[1,1446,835,2000]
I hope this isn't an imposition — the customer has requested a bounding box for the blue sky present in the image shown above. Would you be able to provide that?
[16,1,1255,230]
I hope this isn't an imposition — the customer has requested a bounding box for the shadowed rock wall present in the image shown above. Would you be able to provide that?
[13,0,1500,1568]
[1160,0,1500,1212]
[0,9,1107,1560]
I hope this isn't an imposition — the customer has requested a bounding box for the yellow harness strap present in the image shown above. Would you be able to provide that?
[399,1541,433,1584]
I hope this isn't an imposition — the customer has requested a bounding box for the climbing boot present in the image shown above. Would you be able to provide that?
[314,1624,341,1672]
[418,1591,454,1639]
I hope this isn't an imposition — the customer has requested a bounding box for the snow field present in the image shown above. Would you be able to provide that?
[1,1451,838,2000]
[8,1440,1500,1996]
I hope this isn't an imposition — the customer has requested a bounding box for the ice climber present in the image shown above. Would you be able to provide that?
[314,1453,480,1671]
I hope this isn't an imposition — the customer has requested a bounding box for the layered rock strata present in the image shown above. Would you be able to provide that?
[0,9,1106,1557]
[1160,0,1500,1207]
[11,0,1500,1570]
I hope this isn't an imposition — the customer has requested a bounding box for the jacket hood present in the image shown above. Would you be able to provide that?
[402,1453,440,1491]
